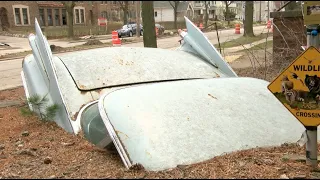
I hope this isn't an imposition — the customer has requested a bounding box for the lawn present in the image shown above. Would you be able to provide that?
[236,40,273,53]
[214,33,271,49]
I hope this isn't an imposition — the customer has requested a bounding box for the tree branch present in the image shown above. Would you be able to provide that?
[118,1,125,10]
[169,1,175,8]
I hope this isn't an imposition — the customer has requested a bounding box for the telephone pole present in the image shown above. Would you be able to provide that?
[136,1,141,37]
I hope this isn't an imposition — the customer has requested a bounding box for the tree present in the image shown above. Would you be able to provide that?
[169,1,180,30]
[204,1,210,27]
[141,1,157,48]
[224,1,233,25]
[118,1,129,25]
[243,1,254,37]
[62,1,75,38]
[285,1,301,11]
[136,1,141,37]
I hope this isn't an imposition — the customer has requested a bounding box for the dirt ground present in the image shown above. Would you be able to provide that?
[1,57,320,178]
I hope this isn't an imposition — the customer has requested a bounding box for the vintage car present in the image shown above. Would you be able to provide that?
[21,17,308,171]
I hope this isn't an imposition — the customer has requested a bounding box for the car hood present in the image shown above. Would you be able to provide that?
[98,77,305,171]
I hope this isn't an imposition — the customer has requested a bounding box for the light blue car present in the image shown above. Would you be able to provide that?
[21,17,307,171]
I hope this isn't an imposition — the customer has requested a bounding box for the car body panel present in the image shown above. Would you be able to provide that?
[98,77,305,171]
[59,47,226,91]
[22,17,229,134]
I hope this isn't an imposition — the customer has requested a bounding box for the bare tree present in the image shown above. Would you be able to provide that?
[169,1,180,30]
[118,1,129,25]
[136,1,141,37]
[204,1,210,27]
[62,1,76,38]
[224,1,233,25]
[285,1,300,11]
[141,1,157,48]
[243,1,254,37]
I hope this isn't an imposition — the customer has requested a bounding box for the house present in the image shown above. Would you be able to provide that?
[214,1,239,21]
[98,1,136,22]
[253,1,280,22]
[190,1,217,21]
[153,1,194,22]
[0,1,136,31]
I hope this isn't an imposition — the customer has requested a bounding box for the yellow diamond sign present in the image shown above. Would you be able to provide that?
[268,46,320,127]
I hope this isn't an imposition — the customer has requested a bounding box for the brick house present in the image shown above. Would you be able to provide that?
[0,1,136,30]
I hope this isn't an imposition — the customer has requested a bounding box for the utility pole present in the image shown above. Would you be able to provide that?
[259,1,261,23]
[136,1,140,37]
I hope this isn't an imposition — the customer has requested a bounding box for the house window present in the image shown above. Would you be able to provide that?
[154,11,157,17]
[75,9,80,23]
[39,9,45,26]
[22,8,28,24]
[74,7,85,24]
[101,11,107,18]
[47,9,53,26]
[13,5,30,25]
[14,8,21,25]
[62,9,67,25]
[55,9,60,26]
[80,9,84,23]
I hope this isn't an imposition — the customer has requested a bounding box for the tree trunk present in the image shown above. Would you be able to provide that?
[64,1,75,39]
[141,1,157,48]
[243,1,254,37]
[169,1,179,30]
[136,1,140,37]
[204,1,209,27]
[123,1,129,24]
[174,7,178,30]
[225,1,230,26]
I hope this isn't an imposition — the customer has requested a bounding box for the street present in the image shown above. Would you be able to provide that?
[0,25,267,91]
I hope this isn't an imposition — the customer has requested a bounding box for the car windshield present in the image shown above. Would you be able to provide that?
[122,25,128,29]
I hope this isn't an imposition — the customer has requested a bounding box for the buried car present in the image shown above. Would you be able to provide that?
[21,17,314,171]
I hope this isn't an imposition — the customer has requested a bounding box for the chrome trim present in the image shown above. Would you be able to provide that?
[98,93,132,169]
[73,100,99,135]
[20,70,33,111]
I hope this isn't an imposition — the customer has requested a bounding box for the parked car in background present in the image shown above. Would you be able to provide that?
[155,24,165,35]
[116,23,143,38]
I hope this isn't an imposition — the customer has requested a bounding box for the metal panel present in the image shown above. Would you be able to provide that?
[181,16,238,77]
[99,78,306,171]
[59,47,226,91]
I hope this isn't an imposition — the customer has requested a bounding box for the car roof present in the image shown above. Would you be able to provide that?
[58,47,225,90]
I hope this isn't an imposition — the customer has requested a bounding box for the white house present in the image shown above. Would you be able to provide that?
[153,1,193,22]
[215,1,239,20]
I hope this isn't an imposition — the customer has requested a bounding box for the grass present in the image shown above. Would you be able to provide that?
[214,33,270,49]
[236,40,273,53]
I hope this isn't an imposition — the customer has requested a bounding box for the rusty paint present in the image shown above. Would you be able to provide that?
[208,93,217,99]
[214,72,220,78]
[71,103,91,120]
[79,84,86,89]
[145,150,152,158]
[115,130,129,140]
[94,89,102,94]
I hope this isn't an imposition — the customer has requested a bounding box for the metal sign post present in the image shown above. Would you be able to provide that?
[267,19,320,170]
[305,24,320,169]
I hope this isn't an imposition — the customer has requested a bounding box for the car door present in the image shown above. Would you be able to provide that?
[131,24,137,35]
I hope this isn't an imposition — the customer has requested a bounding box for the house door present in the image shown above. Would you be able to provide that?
[0,7,9,31]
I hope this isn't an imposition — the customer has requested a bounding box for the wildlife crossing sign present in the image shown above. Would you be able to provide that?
[268,46,320,126]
